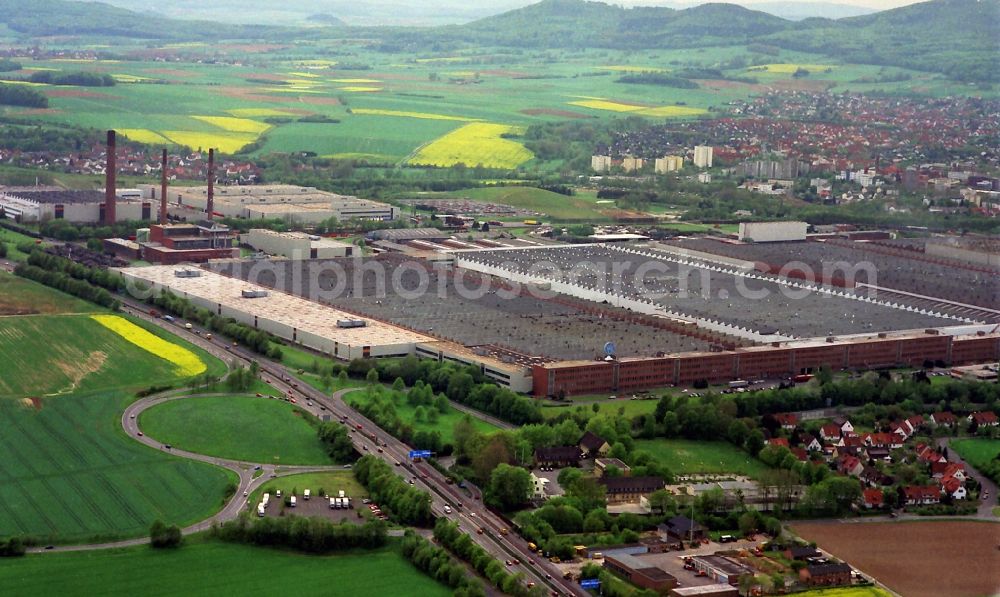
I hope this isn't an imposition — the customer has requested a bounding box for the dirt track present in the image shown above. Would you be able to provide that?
[792,521,1000,597]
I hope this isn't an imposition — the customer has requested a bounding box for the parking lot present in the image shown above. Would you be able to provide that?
[258,494,367,522]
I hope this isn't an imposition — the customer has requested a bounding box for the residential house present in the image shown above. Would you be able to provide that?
[600,476,665,505]
[819,423,842,442]
[772,413,798,431]
[941,476,967,500]
[658,516,706,542]
[859,466,893,488]
[534,446,582,468]
[790,447,809,462]
[579,431,611,458]
[969,411,999,427]
[837,454,863,477]
[767,438,789,449]
[865,447,891,463]
[595,457,631,477]
[833,416,854,435]
[530,473,550,500]
[905,415,925,434]
[800,562,853,587]
[889,422,911,441]
[862,488,884,509]
[916,443,946,464]
[797,433,822,453]
[930,412,958,427]
[863,432,903,450]
[784,546,821,561]
[901,485,941,506]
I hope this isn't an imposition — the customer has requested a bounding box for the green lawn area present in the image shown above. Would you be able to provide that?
[950,439,1000,471]
[431,186,611,221]
[0,313,224,397]
[345,388,498,444]
[633,439,772,479]
[0,227,39,261]
[140,395,333,465]
[541,399,659,421]
[0,540,451,597]
[250,471,368,507]
[0,271,99,315]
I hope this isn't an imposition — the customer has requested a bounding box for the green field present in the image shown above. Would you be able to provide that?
[0,272,99,315]
[633,439,771,479]
[250,471,368,506]
[0,389,235,542]
[421,186,611,221]
[0,314,223,397]
[140,395,332,465]
[0,228,39,261]
[345,388,499,444]
[0,540,451,597]
[541,399,659,421]
[0,300,233,543]
[950,439,1000,471]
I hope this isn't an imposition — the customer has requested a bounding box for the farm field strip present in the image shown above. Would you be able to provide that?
[91,314,207,377]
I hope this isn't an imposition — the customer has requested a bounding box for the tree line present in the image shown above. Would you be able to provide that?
[353,455,432,527]
[28,71,116,87]
[433,519,540,597]
[317,421,357,462]
[0,84,48,108]
[210,515,387,553]
[399,531,486,597]
[15,262,118,308]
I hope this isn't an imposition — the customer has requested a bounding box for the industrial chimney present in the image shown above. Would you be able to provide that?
[105,130,117,225]
[159,148,168,225]
[206,148,214,221]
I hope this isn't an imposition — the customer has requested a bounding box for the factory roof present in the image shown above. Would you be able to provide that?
[371,228,448,241]
[118,265,431,348]
[0,189,106,204]
[244,229,353,249]
[244,203,337,214]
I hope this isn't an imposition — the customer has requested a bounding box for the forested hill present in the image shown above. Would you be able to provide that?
[762,0,1000,82]
[437,0,791,48]
[0,0,294,40]
[435,0,998,82]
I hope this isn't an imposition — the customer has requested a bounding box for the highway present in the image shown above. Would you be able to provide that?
[115,297,584,597]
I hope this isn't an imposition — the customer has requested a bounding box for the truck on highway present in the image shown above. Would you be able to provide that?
[729,380,749,389]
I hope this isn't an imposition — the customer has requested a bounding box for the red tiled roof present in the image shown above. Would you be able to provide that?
[863,488,883,506]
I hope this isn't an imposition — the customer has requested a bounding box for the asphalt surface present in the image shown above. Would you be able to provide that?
[30,297,582,596]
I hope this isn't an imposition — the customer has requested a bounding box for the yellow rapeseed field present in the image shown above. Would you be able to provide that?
[161,131,257,154]
[90,315,206,377]
[227,108,293,117]
[351,108,479,122]
[192,116,270,134]
[408,123,533,169]
[569,99,707,118]
[330,78,382,84]
[338,86,382,92]
[749,63,836,74]
[119,129,170,144]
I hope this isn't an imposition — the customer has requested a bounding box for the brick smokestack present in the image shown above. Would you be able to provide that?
[206,148,214,220]
[105,130,116,225]
[159,148,168,225]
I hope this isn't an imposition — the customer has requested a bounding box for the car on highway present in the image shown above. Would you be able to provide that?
[394,461,401,466]
[342,464,352,469]
[476,527,484,534]
[130,414,135,419]
[137,432,142,437]
[377,448,383,453]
